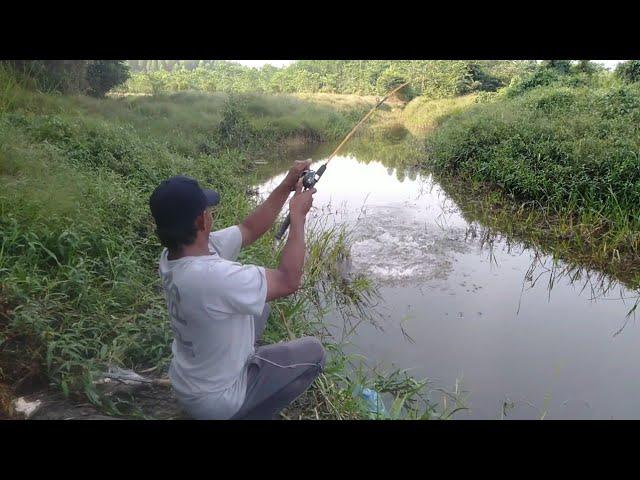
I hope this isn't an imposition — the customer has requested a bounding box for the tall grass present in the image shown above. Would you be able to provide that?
[0,75,451,419]
[402,94,478,136]
[422,82,640,286]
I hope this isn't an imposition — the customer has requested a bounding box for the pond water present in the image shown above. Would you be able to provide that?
[253,142,640,420]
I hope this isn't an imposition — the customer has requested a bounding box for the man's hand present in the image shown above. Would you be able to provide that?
[289,178,316,221]
[238,160,313,248]
[281,159,312,192]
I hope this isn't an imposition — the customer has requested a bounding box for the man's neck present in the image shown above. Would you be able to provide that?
[167,237,210,261]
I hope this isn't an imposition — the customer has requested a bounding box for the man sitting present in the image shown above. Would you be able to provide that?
[149,160,325,420]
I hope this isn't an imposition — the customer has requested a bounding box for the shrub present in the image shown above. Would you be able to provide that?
[86,61,130,98]
[615,60,640,84]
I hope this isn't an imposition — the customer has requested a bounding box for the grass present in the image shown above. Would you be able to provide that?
[0,66,454,420]
[432,171,640,293]
[293,92,378,112]
[402,94,478,136]
[420,81,640,288]
[9,63,635,419]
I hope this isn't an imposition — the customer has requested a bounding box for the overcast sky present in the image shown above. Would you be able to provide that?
[234,60,626,70]
[234,60,293,68]
[592,60,625,70]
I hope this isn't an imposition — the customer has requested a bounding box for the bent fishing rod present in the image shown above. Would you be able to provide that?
[275,82,410,240]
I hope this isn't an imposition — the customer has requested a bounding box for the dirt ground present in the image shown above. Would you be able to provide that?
[7,380,187,420]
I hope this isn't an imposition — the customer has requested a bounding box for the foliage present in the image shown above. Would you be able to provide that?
[119,60,532,99]
[1,60,129,96]
[86,61,130,98]
[0,75,448,419]
[423,81,640,272]
[615,60,640,84]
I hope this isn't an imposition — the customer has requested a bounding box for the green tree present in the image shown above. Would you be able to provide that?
[615,60,640,83]
[2,60,90,93]
[542,60,572,73]
[574,60,603,74]
[86,60,131,97]
[376,67,414,100]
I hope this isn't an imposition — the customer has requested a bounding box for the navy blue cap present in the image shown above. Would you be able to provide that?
[149,176,220,228]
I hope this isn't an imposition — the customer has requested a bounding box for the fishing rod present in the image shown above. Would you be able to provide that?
[275,81,410,240]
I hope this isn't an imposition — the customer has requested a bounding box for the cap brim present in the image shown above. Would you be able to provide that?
[203,189,220,206]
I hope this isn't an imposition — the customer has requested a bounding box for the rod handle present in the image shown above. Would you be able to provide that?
[275,213,291,240]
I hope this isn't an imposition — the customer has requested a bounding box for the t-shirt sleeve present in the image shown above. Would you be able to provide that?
[209,225,243,261]
[206,262,268,317]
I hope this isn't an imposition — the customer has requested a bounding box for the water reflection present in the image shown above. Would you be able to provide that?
[253,140,640,419]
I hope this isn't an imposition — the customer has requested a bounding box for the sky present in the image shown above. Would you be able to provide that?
[592,60,625,70]
[234,60,293,68]
[234,60,625,70]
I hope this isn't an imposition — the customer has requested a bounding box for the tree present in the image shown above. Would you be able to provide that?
[574,60,603,74]
[615,60,640,83]
[2,60,91,93]
[476,60,537,86]
[119,60,543,99]
[376,68,414,101]
[86,61,131,97]
[542,60,572,74]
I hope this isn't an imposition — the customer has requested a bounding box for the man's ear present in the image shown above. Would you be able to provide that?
[195,211,206,231]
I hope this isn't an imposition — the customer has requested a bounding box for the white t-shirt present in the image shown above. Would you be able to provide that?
[158,225,268,419]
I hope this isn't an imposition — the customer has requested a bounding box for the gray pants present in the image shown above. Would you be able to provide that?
[230,304,326,420]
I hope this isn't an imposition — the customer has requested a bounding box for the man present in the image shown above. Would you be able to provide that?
[149,160,325,420]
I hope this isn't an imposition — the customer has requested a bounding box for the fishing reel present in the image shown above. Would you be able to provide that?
[300,169,320,189]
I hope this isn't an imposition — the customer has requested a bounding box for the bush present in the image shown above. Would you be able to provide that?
[474,91,499,104]
[465,63,502,93]
[615,60,640,84]
[506,68,562,97]
[1,60,91,93]
[376,69,415,101]
[216,95,255,147]
[505,62,608,98]
[425,83,640,217]
[574,60,605,75]
[1,60,131,97]
[541,60,572,74]
[86,61,130,98]
[596,85,640,118]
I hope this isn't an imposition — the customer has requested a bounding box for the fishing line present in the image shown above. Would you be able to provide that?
[252,354,323,371]
[275,82,410,240]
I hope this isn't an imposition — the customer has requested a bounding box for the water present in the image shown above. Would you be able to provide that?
[254,143,640,419]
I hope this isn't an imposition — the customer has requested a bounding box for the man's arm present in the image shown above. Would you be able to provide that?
[238,160,311,248]
[238,182,290,248]
[264,180,316,301]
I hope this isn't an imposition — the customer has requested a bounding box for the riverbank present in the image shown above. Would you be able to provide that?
[1,69,449,419]
[4,62,639,419]
[399,79,640,291]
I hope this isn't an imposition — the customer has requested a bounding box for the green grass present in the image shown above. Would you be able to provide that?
[402,94,478,136]
[0,66,452,420]
[421,82,640,287]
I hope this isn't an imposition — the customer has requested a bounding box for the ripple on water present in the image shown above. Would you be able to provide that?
[347,204,471,287]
